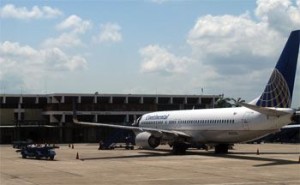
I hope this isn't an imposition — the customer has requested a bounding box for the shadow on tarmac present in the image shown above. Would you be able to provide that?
[79,148,300,167]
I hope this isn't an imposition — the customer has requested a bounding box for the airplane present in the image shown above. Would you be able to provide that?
[74,30,300,154]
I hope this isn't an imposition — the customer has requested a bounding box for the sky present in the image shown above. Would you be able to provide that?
[0,0,300,108]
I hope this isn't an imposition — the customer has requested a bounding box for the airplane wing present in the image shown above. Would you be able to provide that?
[73,119,191,138]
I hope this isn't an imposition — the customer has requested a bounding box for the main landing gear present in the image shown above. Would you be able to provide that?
[171,143,231,155]
[214,144,230,154]
[172,143,189,155]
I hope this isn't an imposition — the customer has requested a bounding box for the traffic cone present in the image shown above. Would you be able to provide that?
[68,144,71,148]
[72,144,74,149]
[76,152,79,160]
[256,148,260,155]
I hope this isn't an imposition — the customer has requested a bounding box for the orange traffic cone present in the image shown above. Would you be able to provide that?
[256,148,260,155]
[76,152,79,160]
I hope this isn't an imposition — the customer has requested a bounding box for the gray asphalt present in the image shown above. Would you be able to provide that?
[1,143,300,185]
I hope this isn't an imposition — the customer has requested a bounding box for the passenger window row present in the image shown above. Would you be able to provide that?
[142,119,235,125]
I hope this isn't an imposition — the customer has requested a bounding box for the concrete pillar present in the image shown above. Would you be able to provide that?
[169,97,173,104]
[140,97,144,104]
[94,114,98,122]
[184,97,187,104]
[155,97,158,104]
[17,103,22,121]
[19,97,23,104]
[52,96,59,103]
[212,98,215,108]
[78,96,81,103]
[126,114,129,123]
[47,97,51,104]
[61,96,65,103]
[109,96,113,104]
[59,121,63,143]
[35,97,39,104]
[61,113,65,123]
[2,96,6,104]
[198,97,202,104]
[179,104,184,110]
[50,115,58,123]
[94,96,97,104]
[125,96,128,104]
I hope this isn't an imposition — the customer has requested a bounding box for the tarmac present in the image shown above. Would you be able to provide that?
[1,143,300,185]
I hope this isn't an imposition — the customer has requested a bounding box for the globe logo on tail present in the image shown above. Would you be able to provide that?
[256,69,291,108]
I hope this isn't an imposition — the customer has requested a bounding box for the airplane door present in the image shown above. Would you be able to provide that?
[242,112,252,130]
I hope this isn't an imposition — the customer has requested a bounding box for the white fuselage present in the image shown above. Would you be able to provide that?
[139,107,294,144]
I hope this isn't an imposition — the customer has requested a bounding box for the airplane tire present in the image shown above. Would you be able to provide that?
[215,144,229,154]
[172,143,188,155]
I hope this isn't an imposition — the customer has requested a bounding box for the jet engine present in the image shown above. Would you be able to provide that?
[135,132,161,149]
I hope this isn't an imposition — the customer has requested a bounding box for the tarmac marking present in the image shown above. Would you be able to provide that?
[202,180,300,185]
[133,177,300,185]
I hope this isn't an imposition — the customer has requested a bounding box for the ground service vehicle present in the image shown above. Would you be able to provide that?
[19,145,56,160]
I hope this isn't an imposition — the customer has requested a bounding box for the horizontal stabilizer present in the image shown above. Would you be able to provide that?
[282,124,300,129]
[238,102,290,117]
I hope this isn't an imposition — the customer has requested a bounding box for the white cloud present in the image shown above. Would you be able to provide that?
[255,0,300,33]
[186,0,300,75]
[93,23,122,43]
[0,4,62,19]
[185,0,300,103]
[42,32,83,48]
[41,47,88,71]
[56,15,92,34]
[137,0,299,105]
[187,14,284,74]
[42,15,91,48]
[0,41,87,71]
[140,45,194,74]
[0,41,87,92]
[150,0,169,4]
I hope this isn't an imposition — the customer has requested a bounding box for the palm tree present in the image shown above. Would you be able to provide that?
[230,97,246,107]
[215,95,232,108]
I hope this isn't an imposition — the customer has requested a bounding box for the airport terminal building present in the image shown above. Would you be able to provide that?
[0,93,220,144]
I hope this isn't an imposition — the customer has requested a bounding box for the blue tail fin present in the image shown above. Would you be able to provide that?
[256,30,300,108]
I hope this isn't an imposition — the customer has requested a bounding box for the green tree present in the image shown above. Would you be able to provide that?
[230,97,246,107]
[215,95,232,108]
